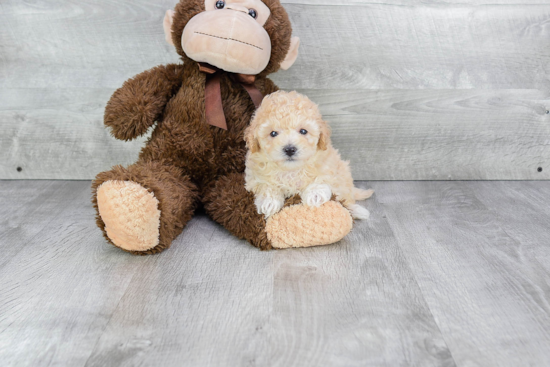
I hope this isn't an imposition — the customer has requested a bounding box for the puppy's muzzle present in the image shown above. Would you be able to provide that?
[283,145,297,157]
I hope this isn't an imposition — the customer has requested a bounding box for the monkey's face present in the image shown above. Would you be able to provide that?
[182,0,271,75]
[165,0,300,76]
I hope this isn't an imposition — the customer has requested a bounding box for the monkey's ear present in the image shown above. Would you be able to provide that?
[280,37,300,70]
[163,10,175,46]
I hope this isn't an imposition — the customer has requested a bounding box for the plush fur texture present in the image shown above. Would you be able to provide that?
[92,162,199,254]
[170,0,293,77]
[266,198,354,249]
[181,1,273,75]
[244,91,374,219]
[97,181,161,252]
[105,64,186,141]
[91,0,355,253]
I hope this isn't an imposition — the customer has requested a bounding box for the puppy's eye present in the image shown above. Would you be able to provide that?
[270,131,278,137]
[248,9,257,18]
[215,0,225,9]
[299,129,308,135]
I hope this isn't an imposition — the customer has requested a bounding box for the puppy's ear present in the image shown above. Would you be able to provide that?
[317,120,331,151]
[244,126,261,154]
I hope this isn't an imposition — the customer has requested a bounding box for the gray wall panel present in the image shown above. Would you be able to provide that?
[1,0,549,179]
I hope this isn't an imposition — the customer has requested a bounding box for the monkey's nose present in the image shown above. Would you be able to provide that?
[283,145,297,157]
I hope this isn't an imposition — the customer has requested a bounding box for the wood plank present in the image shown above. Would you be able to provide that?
[2,89,548,180]
[468,181,550,265]
[82,217,276,367]
[2,180,550,366]
[2,1,550,180]
[374,181,550,367]
[317,89,550,180]
[0,0,550,179]
[0,180,55,222]
[265,183,455,367]
[0,0,175,90]
[0,88,147,179]
[1,1,549,90]
[275,3,550,90]
[0,181,94,269]
[0,181,155,366]
[83,183,454,367]
[283,0,550,4]
[0,180,57,263]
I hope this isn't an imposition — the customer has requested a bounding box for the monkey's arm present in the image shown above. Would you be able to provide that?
[105,64,185,141]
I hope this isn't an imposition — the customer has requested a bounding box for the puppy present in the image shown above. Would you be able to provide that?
[244,91,373,219]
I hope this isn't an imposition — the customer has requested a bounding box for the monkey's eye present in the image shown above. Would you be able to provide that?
[299,129,308,135]
[248,9,257,18]
[215,0,225,9]
[270,131,278,137]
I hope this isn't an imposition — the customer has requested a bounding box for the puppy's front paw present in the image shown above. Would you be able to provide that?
[303,184,332,207]
[255,195,284,218]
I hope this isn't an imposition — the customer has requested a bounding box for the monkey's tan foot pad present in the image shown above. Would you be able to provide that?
[97,180,161,252]
[266,201,353,249]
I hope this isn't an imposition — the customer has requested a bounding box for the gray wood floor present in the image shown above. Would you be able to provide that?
[0,180,549,367]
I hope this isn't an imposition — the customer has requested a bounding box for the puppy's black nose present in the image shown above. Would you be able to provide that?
[283,145,297,157]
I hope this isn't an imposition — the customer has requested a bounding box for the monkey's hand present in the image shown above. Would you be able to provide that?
[104,64,185,141]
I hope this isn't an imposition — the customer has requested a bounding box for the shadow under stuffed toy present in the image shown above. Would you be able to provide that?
[91,0,354,254]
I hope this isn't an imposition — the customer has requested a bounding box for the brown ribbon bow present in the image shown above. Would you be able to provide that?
[199,62,264,130]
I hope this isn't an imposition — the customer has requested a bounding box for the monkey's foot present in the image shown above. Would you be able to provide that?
[265,201,353,249]
[96,180,161,252]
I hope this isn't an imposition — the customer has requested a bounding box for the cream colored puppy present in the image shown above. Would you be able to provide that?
[244,91,373,219]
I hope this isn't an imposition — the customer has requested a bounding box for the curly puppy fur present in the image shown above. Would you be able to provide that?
[244,91,373,219]
[92,0,293,252]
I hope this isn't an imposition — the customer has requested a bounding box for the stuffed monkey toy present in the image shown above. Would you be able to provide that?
[91,0,354,254]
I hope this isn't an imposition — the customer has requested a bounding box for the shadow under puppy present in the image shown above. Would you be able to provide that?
[244,91,373,220]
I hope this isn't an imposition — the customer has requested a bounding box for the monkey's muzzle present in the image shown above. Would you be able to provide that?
[182,10,272,75]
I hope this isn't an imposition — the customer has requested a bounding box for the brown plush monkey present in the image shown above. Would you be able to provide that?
[91,0,354,254]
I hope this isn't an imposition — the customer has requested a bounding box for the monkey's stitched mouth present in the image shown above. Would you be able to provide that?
[194,31,263,50]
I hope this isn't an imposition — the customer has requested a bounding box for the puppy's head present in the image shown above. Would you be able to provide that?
[245,91,331,168]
